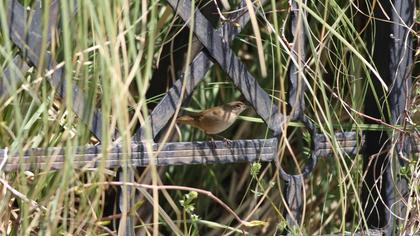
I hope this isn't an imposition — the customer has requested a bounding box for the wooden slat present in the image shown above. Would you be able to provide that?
[6,0,59,64]
[320,229,385,236]
[314,132,363,157]
[313,131,420,157]
[287,0,307,121]
[0,130,385,172]
[0,55,30,100]
[5,0,103,139]
[406,135,420,154]
[0,138,278,171]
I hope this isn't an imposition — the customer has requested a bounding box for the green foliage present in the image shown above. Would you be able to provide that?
[180,191,199,235]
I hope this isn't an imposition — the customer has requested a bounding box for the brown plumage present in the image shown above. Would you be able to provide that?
[176,101,248,134]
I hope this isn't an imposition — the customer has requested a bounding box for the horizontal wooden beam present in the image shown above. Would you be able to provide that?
[314,132,364,157]
[2,131,416,172]
[0,138,278,171]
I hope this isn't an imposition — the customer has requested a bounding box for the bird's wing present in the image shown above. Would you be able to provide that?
[176,110,202,125]
[176,115,195,123]
[197,107,222,120]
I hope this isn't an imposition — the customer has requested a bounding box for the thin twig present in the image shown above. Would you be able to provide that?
[0,176,47,211]
[70,181,266,228]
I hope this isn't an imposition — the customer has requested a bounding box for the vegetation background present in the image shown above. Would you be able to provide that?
[0,0,418,235]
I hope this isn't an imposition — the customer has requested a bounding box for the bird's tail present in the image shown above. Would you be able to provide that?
[176,115,195,125]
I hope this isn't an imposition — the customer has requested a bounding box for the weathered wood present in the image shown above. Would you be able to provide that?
[5,0,103,139]
[0,138,278,171]
[6,0,59,64]
[387,0,415,232]
[314,132,364,157]
[164,0,286,136]
[361,0,414,231]
[320,229,385,236]
[0,55,30,99]
[287,0,307,121]
[0,130,393,172]
[283,175,304,228]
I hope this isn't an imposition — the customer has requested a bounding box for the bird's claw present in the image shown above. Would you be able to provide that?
[209,140,217,149]
[223,138,233,147]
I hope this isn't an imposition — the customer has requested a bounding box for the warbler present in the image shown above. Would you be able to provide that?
[176,101,248,135]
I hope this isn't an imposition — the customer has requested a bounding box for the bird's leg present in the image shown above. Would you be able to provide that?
[209,134,232,147]
[207,135,217,149]
[222,137,233,147]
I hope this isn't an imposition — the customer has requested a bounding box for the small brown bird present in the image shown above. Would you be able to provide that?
[176,101,248,135]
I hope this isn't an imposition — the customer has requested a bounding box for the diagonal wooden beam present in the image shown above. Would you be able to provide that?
[0,55,31,100]
[287,0,307,121]
[4,0,103,139]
